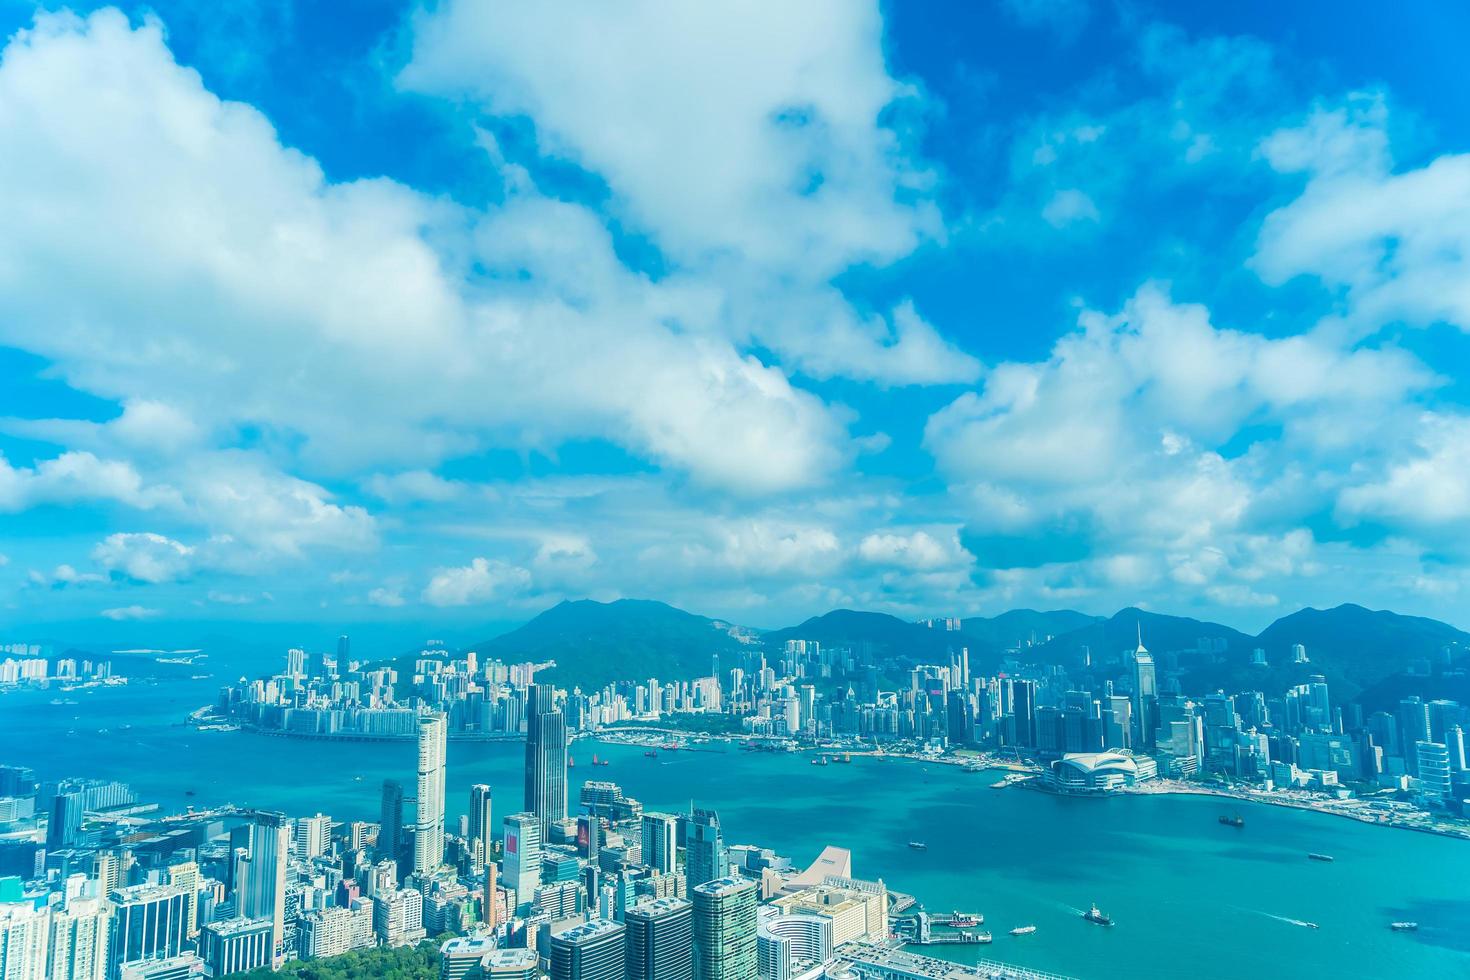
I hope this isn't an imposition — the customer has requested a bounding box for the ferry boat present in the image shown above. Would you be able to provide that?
[1390,922,1419,932]
[1009,925,1037,936]
[1307,853,1334,862]
[1218,814,1245,828]
[1082,903,1112,926]
[907,841,928,851]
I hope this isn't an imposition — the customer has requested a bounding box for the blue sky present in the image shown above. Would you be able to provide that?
[3,0,1470,645]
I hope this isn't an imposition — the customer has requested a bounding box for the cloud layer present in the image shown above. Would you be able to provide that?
[1,5,1468,633]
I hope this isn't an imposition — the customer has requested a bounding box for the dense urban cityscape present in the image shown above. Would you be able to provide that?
[2,612,1468,979]
[4,0,1470,978]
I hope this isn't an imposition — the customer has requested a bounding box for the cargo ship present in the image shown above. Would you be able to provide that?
[1218,814,1245,828]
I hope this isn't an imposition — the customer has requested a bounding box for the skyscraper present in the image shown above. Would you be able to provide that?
[640,813,678,876]
[549,919,626,980]
[415,711,448,876]
[524,684,568,836]
[48,789,84,851]
[469,784,493,869]
[625,897,693,980]
[378,780,404,863]
[502,813,543,917]
[242,811,288,966]
[1131,626,1157,750]
[108,883,188,978]
[691,877,757,980]
[684,809,725,889]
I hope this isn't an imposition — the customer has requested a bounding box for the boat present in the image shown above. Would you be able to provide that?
[1082,903,1112,926]
[1302,922,1319,930]
[834,753,852,764]
[644,750,658,758]
[1390,922,1419,932]
[811,757,829,767]
[1218,814,1245,828]
[907,841,928,851]
[1308,853,1334,862]
[184,790,196,797]
[1009,925,1037,936]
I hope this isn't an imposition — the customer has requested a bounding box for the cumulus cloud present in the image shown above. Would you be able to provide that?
[858,530,972,571]
[368,586,407,608]
[0,10,853,494]
[91,532,195,584]
[923,285,1435,609]
[0,451,176,513]
[422,558,532,607]
[401,0,978,388]
[1255,94,1470,342]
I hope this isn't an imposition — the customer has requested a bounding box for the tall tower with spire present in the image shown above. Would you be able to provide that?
[1131,623,1157,750]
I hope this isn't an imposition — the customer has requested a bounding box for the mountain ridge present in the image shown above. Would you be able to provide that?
[460,598,1468,701]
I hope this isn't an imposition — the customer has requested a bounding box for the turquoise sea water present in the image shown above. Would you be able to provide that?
[3,669,1469,980]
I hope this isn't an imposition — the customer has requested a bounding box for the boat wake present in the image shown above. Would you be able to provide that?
[1232,906,1319,930]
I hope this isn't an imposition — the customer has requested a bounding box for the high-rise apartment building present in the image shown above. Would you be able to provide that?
[640,814,678,876]
[48,897,111,980]
[415,711,448,875]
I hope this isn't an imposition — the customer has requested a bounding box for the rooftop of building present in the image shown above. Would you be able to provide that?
[441,935,498,955]
[694,875,757,897]
[203,916,273,937]
[626,896,692,917]
[554,917,626,943]
[1054,751,1141,774]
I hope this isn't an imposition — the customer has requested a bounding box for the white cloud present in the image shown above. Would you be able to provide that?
[403,0,934,275]
[0,10,850,494]
[1338,414,1470,528]
[401,0,977,389]
[91,532,194,583]
[1255,94,1470,342]
[364,470,466,505]
[368,586,407,608]
[0,450,176,513]
[100,604,160,620]
[858,530,971,571]
[1041,188,1100,227]
[422,557,532,607]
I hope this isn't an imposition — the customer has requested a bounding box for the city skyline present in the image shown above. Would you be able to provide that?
[4,2,1470,637]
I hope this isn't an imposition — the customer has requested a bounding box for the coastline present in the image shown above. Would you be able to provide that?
[188,711,1470,842]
